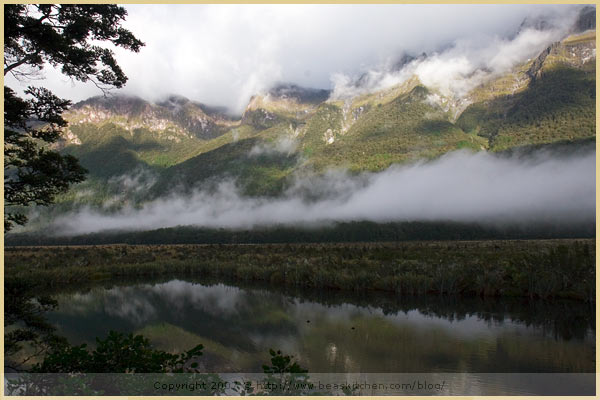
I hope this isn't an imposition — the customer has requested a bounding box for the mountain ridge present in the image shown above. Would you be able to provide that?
[12,10,594,232]
[55,26,595,183]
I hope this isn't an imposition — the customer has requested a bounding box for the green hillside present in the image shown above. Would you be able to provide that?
[10,27,595,230]
[303,85,487,172]
[458,31,595,150]
[155,135,299,197]
[458,66,595,150]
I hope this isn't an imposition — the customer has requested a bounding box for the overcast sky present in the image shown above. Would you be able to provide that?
[4,4,584,113]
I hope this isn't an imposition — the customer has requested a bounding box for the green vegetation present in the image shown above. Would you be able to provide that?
[309,86,487,171]
[4,87,88,231]
[4,4,143,231]
[14,30,595,234]
[65,126,150,178]
[7,329,317,395]
[66,123,207,171]
[562,30,596,45]
[458,65,595,151]
[299,103,345,167]
[5,239,595,301]
[31,331,204,373]
[58,121,299,201]
[155,136,298,197]
[34,32,594,207]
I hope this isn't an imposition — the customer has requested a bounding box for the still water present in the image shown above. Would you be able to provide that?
[45,277,595,377]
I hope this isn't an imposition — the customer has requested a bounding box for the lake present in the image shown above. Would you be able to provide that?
[40,276,595,395]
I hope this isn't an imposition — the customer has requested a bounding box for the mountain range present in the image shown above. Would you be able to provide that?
[15,7,597,232]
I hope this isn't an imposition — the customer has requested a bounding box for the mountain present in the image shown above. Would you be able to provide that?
[57,94,241,179]
[68,94,237,140]
[457,29,595,150]
[241,84,330,129]
[15,8,596,230]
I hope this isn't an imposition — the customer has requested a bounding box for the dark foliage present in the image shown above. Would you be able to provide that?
[4,278,67,370]
[32,331,204,373]
[5,239,595,302]
[6,220,595,247]
[4,4,143,86]
[4,4,144,230]
[4,87,88,230]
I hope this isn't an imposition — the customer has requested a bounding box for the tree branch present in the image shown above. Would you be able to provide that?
[5,54,37,75]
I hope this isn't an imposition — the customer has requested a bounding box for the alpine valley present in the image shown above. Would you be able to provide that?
[4,7,597,394]
[8,6,596,242]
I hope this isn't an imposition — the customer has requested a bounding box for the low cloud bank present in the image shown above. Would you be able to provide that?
[51,148,595,236]
[329,19,576,101]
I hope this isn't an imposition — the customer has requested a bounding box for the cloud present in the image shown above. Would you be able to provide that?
[329,13,578,101]
[107,168,157,196]
[4,4,586,113]
[50,147,595,236]
[248,136,298,157]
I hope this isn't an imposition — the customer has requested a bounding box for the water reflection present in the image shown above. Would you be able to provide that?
[45,277,595,374]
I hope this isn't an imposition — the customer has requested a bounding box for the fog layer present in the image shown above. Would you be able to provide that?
[51,149,595,236]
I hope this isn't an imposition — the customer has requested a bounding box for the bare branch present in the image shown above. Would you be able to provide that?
[9,65,45,82]
[87,75,115,96]
[4,55,36,75]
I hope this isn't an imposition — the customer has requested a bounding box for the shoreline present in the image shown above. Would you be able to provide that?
[6,239,595,302]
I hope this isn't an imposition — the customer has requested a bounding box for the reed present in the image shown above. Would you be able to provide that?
[5,239,595,301]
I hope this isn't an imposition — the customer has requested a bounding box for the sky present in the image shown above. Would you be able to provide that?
[4,4,585,114]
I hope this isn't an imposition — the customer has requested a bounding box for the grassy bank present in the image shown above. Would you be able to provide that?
[5,239,595,301]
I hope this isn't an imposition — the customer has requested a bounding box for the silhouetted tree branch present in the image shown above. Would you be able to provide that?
[4,4,144,231]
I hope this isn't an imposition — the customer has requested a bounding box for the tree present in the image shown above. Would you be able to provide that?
[4,4,144,231]
[6,335,319,396]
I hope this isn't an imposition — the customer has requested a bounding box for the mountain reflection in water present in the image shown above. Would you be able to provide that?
[45,277,595,373]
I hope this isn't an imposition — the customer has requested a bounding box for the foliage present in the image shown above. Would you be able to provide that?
[255,349,313,395]
[4,4,143,87]
[457,65,595,150]
[7,26,596,235]
[31,330,204,373]
[6,218,595,246]
[4,278,67,371]
[6,328,225,395]
[300,85,486,172]
[4,87,87,230]
[5,239,595,302]
[21,59,594,210]
[65,124,154,178]
[155,136,298,197]
[4,4,143,230]
[6,326,317,396]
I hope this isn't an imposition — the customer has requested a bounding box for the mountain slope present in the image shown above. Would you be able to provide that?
[299,85,488,172]
[457,30,595,150]
[16,13,594,229]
